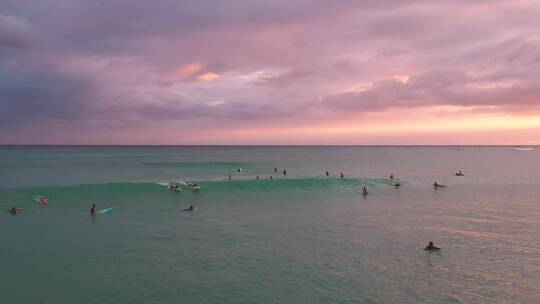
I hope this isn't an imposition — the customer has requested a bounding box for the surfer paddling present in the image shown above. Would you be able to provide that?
[433,182,445,189]
[8,207,23,215]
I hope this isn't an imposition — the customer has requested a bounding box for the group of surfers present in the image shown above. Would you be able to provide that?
[225,167,466,196]
[167,182,200,192]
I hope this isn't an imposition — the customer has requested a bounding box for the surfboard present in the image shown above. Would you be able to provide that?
[98,208,112,214]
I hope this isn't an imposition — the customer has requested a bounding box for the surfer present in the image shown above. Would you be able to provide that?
[274,167,278,173]
[237,168,243,173]
[389,174,394,179]
[256,176,260,180]
[424,241,440,251]
[340,172,344,179]
[394,181,401,188]
[183,205,194,212]
[270,176,273,180]
[433,182,445,189]
[455,170,464,176]
[326,171,329,177]
[228,175,232,180]
[8,207,22,215]
[362,186,369,196]
[90,203,97,215]
[187,182,201,190]
[283,169,287,176]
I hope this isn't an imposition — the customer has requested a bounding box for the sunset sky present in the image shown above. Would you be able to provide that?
[1,0,540,144]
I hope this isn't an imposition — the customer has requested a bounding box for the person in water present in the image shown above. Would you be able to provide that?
[326,171,330,177]
[425,241,440,251]
[90,203,97,215]
[394,182,401,188]
[456,170,464,176]
[9,207,22,215]
[389,174,394,179]
[274,167,278,172]
[270,176,273,180]
[433,181,444,188]
[283,169,287,176]
[362,186,369,195]
[340,172,344,178]
[256,176,260,180]
[183,205,194,212]
[228,175,232,180]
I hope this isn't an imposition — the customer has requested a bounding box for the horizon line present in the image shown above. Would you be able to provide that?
[0,144,536,147]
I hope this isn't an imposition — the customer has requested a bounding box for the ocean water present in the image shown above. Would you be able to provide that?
[1,146,539,304]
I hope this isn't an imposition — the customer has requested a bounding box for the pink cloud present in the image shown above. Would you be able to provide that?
[2,0,540,143]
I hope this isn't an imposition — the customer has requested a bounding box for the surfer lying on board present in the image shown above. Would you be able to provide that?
[8,207,23,214]
[425,241,440,251]
[455,170,464,176]
[183,205,194,212]
[433,182,445,189]
[90,203,97,215]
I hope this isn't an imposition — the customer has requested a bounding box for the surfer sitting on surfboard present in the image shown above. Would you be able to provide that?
[424,241,440,251]
[90,203,97,215]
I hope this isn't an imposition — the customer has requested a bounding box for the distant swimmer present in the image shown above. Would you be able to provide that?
[394,182,402,188]
[424,241,440,251]
[90,203,97,215]
[8,207,22,215]
[237,168,243,173]
[362,186,369,196]
[340,172,344,179]
[183,205,194,212]
[455,170,464,176]
[326,171,330,177]
[283,169,287,176]
[270,176,273,180]
[256,176,260,180]
[389,174,394,179]
[274,167,278,173]
[433,182,445,189]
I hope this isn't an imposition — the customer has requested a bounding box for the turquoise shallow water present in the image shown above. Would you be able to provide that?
[1,146,539,303]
